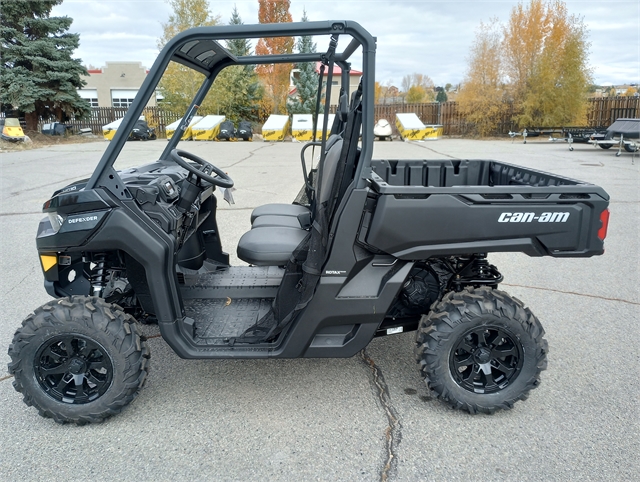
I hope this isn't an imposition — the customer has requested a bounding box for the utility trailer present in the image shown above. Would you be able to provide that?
[588,118,639,157]
[7,21,610,424]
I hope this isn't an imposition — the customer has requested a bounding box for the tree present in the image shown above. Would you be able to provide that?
[374,81,383,104]
[406,85,427,103]
[157,0,219,116]
[503,0,591,127]
[216,6,263,122]
[287,10,320,115]
[435,88,448,103]
[0,0,90,130]
[256,0,294,114]
[457,19,508,136]
[401,73,435,102]
[226,6,252,57]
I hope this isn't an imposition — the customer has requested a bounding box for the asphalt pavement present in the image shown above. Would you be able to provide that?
[0,137,638,481]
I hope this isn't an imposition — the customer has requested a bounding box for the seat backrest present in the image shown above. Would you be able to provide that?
[316,138,344,208]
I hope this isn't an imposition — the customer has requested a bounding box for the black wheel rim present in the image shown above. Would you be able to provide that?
[449,326,524,394]
[34,334,113,404]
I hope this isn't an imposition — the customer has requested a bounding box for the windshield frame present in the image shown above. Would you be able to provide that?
[84,20,376,199]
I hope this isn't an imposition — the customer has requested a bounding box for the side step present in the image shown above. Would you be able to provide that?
[184,298,273,346]
[180,266,284,299]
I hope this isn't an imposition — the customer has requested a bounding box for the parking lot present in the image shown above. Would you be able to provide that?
[0,137,638,481]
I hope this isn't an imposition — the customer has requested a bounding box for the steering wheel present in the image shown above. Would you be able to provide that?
[169,149,234,188]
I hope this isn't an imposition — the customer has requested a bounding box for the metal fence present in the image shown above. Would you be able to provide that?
[36,96,638,138]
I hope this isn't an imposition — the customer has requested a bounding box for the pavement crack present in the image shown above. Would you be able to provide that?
[3,267,35,297]
[502,283,640,306]
[361,349,401,482]
[0,211,43,216]
[222,143,272,169]
[405,140,456,158]
[10,174,91,197]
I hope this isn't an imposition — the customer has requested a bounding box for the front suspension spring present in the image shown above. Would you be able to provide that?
[90,253,108,296]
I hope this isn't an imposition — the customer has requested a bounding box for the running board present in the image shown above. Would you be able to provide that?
[180,266,284,299]
[183,297,273,346]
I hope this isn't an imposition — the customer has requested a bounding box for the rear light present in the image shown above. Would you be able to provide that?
[597,209,609,241]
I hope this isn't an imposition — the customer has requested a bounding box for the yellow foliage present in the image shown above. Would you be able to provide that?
[157,0,221,116]
[458,19,508,136]
[406,85,427,103]
[504,0,592,127]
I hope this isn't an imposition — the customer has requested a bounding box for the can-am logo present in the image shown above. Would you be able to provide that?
[67,215,98,224]
[498,212,570,223]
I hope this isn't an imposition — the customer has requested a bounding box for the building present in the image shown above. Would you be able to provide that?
[289,63,363,107]
[318,63,362,106]
[78,62,156,108]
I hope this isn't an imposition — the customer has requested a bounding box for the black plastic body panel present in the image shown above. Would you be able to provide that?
[366,159,609,258]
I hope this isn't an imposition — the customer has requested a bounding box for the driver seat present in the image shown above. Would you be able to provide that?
[237,138,344,266]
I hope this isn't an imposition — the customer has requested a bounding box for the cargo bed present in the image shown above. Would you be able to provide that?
[363,159,609,258]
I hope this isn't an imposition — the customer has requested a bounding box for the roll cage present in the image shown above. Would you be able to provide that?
[84,21,376,199]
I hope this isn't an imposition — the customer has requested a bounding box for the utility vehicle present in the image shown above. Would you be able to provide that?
[8,21,610,424]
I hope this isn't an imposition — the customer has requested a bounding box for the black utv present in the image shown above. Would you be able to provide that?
[8,21,610,424]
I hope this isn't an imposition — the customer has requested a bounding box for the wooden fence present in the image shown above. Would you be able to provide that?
[585,96,639,127]
[39,96,638,138]
[38,107,181,138]
[371,96,639,136]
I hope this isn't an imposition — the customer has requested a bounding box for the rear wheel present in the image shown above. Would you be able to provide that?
[623,143,637,153]
[415,287,547,414]
[8,296,149,424]
[598,143,612,149]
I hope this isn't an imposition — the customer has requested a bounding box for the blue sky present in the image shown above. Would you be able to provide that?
[52,0,639,87]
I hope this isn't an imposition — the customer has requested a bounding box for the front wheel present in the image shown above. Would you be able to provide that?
[415,287,547,414]
[8,296,150,424]
[623,143,637,153]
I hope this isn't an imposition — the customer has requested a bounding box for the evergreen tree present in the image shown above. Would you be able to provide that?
[435,89,448,103]
[287,10,320,115]
[227,6,251,57]
[0,0,90,130]
[215,6,262,122]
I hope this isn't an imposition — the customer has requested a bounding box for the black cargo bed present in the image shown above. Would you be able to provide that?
[363,159,609,259]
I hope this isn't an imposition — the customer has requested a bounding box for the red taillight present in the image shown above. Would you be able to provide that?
[597,209,610,241]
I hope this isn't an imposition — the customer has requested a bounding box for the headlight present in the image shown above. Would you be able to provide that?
[47,212,64,233]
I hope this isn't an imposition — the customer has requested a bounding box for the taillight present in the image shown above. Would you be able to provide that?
[597,209,609,241]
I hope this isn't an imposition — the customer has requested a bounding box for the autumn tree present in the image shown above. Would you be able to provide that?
[0,0,90,130]
[374,81,383,104]
[256,0,294,114]
[287,10,320,115]
[401,73,435,102]
[457,19,508,136]
[503,0,591,127]
[157,0,219,116]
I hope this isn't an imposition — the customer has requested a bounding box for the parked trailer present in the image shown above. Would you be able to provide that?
[192,115,225,141]
[588,118,639,157]
[423,124,443,140]
[316,113,335,140]
[262,114,290,141]
[396,113,428,140]
[102,116,144,141]
[292,114,314,142]
[166,116,203,141]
